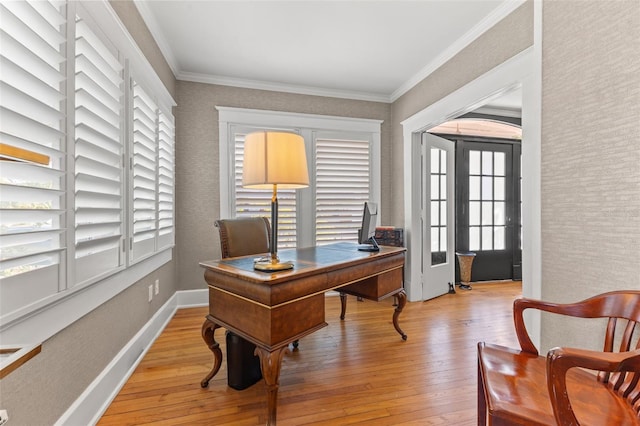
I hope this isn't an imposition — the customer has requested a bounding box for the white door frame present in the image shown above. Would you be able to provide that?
[401,43,542,346]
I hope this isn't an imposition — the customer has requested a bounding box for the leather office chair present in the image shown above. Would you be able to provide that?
[214,217,301,389]
[216,217,300,348]
[215,217,271,258]
[214,217,271,390]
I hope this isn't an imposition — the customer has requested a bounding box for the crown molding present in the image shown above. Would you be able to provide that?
[389,0,527,102]
[135,0,525,104]
[134,0,390,104]
[133,0,180,77]
[178,71,392,103]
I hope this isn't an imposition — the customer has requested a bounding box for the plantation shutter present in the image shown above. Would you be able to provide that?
[130,80,158,263]
[157,109,175,250]
[0,0,66,314]
[315,136,371,244]
[233,129,297,248]
[73,13,124,284]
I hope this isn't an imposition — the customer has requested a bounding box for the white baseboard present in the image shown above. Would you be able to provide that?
[177,288,208,307]
[55,288,208,426]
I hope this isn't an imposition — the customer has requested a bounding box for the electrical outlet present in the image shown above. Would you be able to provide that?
[0,409,9,426]
[154,279,159,295]
[148,284,153,302]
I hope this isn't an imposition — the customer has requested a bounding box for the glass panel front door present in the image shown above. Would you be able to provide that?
[455,139,521,281]
[468,149,506,251]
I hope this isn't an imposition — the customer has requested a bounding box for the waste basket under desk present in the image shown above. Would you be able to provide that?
[226,331,262,390]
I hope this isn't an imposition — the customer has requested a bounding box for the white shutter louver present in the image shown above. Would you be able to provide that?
[74,14,124,284]
[130,81,158,262]
[315,136,370,244]
[0,0,66,315]
[157,109,174,250]
[233,132,297,248]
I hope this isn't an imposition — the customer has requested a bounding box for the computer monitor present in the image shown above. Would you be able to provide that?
[358,202,379,252]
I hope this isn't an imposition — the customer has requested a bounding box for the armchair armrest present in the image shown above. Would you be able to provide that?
[513,298,579,355]
[546,347,640,426]
[513,293,629,355]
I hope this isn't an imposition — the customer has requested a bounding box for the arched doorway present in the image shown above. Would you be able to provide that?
[430,118,522,283]
[401,47,540,316]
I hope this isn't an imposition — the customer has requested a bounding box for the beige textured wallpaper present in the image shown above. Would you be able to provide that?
[175,83,391,290]
[1,263,176,425]
[540,0,640,351]
[389,1,534,225]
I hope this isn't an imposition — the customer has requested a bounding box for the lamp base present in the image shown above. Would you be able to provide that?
[253,259,294,272]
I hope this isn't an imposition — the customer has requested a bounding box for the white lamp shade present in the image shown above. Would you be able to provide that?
[242,131,310,189]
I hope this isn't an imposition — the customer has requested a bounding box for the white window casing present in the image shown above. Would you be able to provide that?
[218,107,382,249]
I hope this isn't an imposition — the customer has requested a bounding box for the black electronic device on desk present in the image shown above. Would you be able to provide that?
[358,202,380,252]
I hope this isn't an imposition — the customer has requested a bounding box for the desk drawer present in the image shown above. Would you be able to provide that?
[209,287,326,349]
[338,267,403,301]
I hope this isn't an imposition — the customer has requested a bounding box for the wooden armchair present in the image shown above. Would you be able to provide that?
[477,290,640,425]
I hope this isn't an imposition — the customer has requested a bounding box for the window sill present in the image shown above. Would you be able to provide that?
[0,248,172,348]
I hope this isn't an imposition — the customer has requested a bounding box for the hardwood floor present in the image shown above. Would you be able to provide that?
[99,281,522,425]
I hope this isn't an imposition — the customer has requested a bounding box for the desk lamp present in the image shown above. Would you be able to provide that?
[242,131,309,271]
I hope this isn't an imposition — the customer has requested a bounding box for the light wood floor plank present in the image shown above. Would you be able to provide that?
[99,281,521,425]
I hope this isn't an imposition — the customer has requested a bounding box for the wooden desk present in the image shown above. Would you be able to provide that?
[199,242,407,425]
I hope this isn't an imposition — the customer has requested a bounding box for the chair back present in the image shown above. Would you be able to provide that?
[591,292,640,352]
[215,217,271,258]
[611,350,640,417]
[591,291,640,412]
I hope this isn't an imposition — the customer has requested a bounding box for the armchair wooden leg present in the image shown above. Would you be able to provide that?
[478,358,487,425]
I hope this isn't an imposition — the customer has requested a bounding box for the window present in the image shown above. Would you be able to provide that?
[428,119,522,140]
[468,150,506,251]
[0,1,175,333]
[1,0,67,316]
[430,148,448,264]
[315,134,371,245]
[129,81,176,261]
[218,108,381,249]
[157,109,175,250]
[74,11,125,285]
[130,81,158,263]
[232,127,298,248]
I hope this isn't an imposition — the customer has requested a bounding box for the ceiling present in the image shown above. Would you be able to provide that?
[135,0,523,108]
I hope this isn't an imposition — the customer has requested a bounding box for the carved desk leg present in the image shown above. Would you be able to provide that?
[339,292,347,320]
[200,317,223,388]
[393,290,408,341]
[255,346,290,426]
